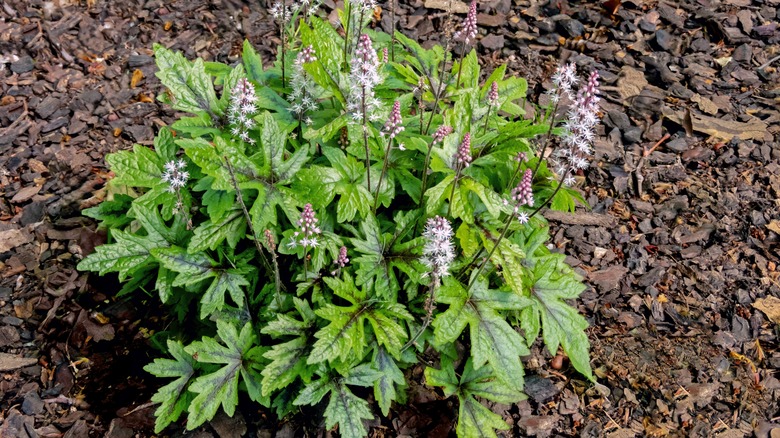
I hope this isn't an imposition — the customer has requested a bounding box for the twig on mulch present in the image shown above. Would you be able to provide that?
[630,133,672,197]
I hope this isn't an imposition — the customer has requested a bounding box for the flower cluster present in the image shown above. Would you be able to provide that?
[505,169,533,223]
[264,229,276,252]
[421,216,455,283]
[296,0,323,18]
[455,132,472,168]
[289,46,319,118]
[487,81,499,106]
[454,1,478,44]
[349,0,377,13]
[556,70,600,182]
[331,245,350,275]
[335,246,349,268]
[228,78,258,144]
[298,44,316,64]
[162,159,189,193]
[347,34,382,123]
[549,63,578,103]
[291,203,321,249]
[383,101,404,139]
[432,125,453,144]
[269,1,293,23]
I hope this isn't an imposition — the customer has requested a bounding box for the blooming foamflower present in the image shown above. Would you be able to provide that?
[289,46,319,116]
[270,1,292,22]
[290,203,321,249]
[557,70,600,174]
[162,159,189,192]
[346,34,382,123]
[349,0,377,13]
[421,216,455,282]
[228,78,258,144]
[551,63,578,101]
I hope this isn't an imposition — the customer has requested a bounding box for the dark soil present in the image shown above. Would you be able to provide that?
[1,0,779,437]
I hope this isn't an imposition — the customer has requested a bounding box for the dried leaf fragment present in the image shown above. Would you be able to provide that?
[0,353,37,371]
[753,296,780,324]
[130,69,144,88]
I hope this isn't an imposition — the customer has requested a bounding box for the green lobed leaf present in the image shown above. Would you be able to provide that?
[529,253,594,381]
[459,359,526,404]
[426,358,522,438]
[188,208,246,253]
[172,49,217,113]
[423,356,459,397]
[498,76,528,117]
[432,277,530,392]
[154,127,178,163]
[372,347,405,416]
[343,363,382,387]
[185,320,267,429]
[202,187,235,223]
[322,381,375,438]
[455,49,480,90]
[307,301,366,365]
[152,246,215,287]
[219,63,247,113]
[456,393,511,438]
[82,194,134,229]
[199,270,250,320]
[77,229,167,281]
[144,340,196,433]
[262,336,311,397]
[243,40,265,84]
[155,266,176,304]
[171,112,220,138]
[154,44,218,116]
[293,376,334,407]
[106,144,164,188]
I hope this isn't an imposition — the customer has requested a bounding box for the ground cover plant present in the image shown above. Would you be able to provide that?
[77,1,600,436]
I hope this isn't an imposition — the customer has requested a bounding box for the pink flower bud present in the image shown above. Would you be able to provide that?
[487,81,499,106]
[454,1,478,44]
[383,101,404,139]
[455,133,472,168]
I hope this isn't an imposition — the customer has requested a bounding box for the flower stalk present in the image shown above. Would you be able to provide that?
[347,33,382,191]
[454,1,477,88]
[264,229,283,308]
[532,63,577,180]
[403,216,455,352]
[419,125,453,206]
[483,81,498,135]
[289,45,319,133]
[290,203,321,276]
[223,155,272,274]
[447,132,472,217]
[270,2,293,89]
[374,101,404,211]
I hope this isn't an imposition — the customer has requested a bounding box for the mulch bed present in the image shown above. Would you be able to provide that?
[1,0,779,436]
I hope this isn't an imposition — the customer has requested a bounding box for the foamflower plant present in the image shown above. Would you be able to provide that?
[78,3,600,437]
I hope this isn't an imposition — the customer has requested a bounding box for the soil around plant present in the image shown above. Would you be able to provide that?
[1,0,779,437]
